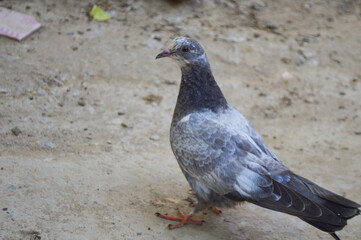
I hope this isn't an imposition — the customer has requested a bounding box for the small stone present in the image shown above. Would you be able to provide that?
[137,232,142,236]
[121,123,133,128]
[107,140,112,144]
[264,107,277,119]
[88,106,95,114]
[308,59,319,66]
[354,130,361,135]
[281,58,292,64]
[150,135,160,141]
[78,98,86,106]
[37,141,55,149]
[280,96,292,106]
[143,94,162,105]
[8,185,16,190]
[117,112,125,116]
[72,90,80,96]
[282,71,294,80]
[38,89,46,96]
[2,208,7,211]
[11,126,21,136]
[163,80,177,85]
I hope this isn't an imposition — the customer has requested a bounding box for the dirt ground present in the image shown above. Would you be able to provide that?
[0,0,360,239]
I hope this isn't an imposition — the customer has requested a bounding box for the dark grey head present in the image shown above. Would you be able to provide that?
[156,37,208,67]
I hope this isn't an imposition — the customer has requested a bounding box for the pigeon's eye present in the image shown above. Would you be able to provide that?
[182,47,189,53]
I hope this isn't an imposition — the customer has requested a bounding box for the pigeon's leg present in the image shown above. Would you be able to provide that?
[156,200,209,229]
[156,209,205,229]
[211,206,222,215]
[187,196,222,215]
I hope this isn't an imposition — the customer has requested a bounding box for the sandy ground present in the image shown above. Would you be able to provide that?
[0,0,360,239]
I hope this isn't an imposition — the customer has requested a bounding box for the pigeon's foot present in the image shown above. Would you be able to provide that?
[187,196,222,215]
[156,209,205,229]
[211,206,222,215]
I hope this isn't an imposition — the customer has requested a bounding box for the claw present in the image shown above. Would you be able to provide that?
[156,210,204,229]
[211,206,222,215]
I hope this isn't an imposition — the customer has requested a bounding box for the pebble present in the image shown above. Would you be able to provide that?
[121,123,133,128]
[88,106,95,114]
[264,108,277,119]
[38,141,55,149]
[282,71,294,80]
[72,90,80,96]
[11,126,21,136]
[143,94,163,105]
[8,185,16,190]
[354,130,361,135]
[38,89,47,96]
[150,135,160,141]
[164,80,177,85]
[302,51,316,59]
[78,98,86,107]
[308,59,319,66]
[44,158,53,162]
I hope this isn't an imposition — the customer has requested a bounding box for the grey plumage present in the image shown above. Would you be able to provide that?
[156,37,360,239]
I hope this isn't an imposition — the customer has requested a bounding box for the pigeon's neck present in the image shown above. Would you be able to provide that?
[173,64,228,121]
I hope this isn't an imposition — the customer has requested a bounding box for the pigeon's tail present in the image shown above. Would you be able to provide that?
[295,175,360,232]
[225,172,360,237]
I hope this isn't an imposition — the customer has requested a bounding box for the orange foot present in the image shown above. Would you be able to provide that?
[210,206,222,215]
[187,197,222,215]
[156,209,205,229]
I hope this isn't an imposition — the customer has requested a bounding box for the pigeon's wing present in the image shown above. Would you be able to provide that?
[171,111,282,199]
[171,111,355,224]
[227,106,281,162]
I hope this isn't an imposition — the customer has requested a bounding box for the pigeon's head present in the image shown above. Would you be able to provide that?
[156,37,208,67]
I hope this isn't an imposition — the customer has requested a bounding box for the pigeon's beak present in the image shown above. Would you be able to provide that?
[156,49,173,59]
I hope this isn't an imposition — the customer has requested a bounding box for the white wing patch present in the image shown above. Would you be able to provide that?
[179,114,191,123]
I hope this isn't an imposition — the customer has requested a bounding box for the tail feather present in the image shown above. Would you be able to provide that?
[297,175,361,216]
[225,171,360,234]
[329,232,341,240]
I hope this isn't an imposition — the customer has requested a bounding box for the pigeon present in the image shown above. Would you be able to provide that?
[155,37,360,239]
